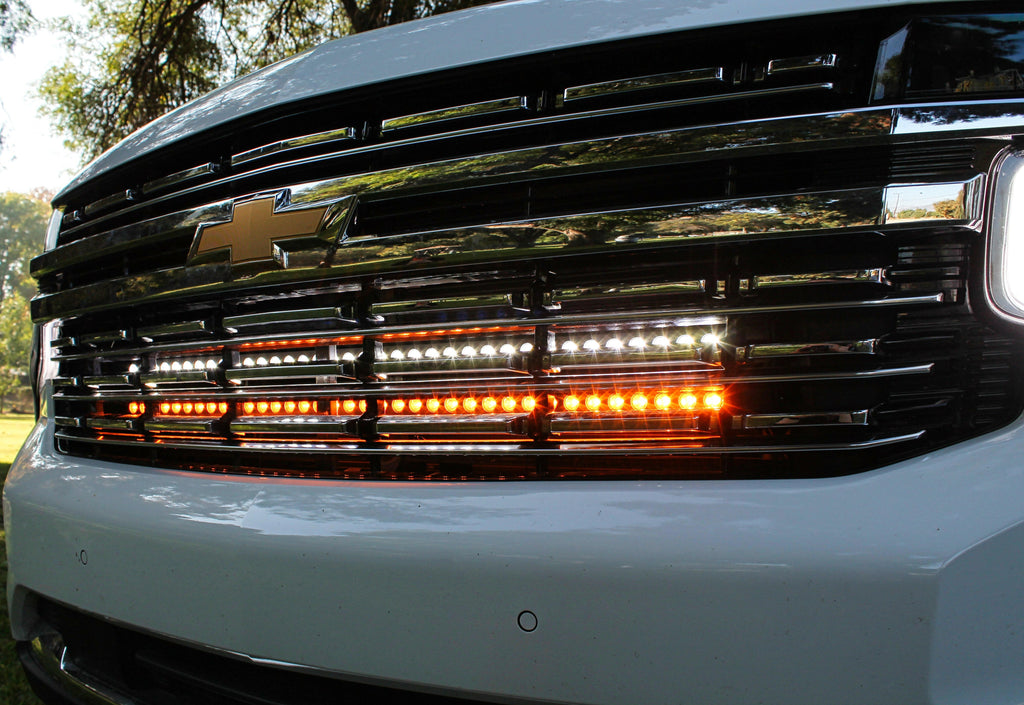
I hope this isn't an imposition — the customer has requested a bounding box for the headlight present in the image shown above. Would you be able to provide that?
[987,150,1024,324]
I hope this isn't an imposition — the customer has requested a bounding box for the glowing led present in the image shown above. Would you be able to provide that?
[628,337,646,349]
[128,363,140,373]
[499,344,516,355]
[679,393,698,410]
[284,355,295,364]
[172,361,183,371]
[480,345,497,356]
[297,401,311,414]
[461,346,477,357]
[426,398,441,413]
[409,399,423,413]
[218,402,229,415]
[160,362,171,372]
[521,396,537,412]
[482,397,498,413]
[564,395,581,412]
[298,355,311,363]
[171,402,183,414]
[585,395,601,411]
[652,335,671,348]
[654,392,673,411]
[608,394,625,411]
[203,402,216,414]
[701,333,720,346]
[677,334,695,347]
[561,341,579,352]
[392,399,406,413]
[408,349,423,360]
[390,350,405,360]
[243,357,256,367]
[583,339,601,351]
[606,338,623,351]
[425,348,441,359]
[270,356,282,365]
[207,360,218,369]
[284,401,297,414]
[256,357,269,367]
[630,393,649,411]
[181,402,194,414]
[342,400,357,414]
[463,397,478,412]
[444,398,460,413]
[703,392,724,410]
[183,361,194,371]
[129,402,140,415]
[358,400,367,413]
[270,401,282,414]
[443,347,458,357]
[160,403,171,414]
[256,401,269,414]
[517,343,532,353]
[243,402,256,415]
[501,396,517,412]
[342,352,356,362]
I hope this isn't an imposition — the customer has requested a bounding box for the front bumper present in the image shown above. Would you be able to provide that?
[6,415,1024,705]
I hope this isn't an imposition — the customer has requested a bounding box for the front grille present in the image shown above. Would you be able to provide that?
[35,11,1024,481]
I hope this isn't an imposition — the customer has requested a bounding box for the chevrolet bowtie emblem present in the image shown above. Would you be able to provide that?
[187,191,356,266]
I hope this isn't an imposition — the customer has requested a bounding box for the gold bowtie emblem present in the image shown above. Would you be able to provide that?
[188,192,355,266]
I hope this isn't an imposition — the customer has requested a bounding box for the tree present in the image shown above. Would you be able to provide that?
[0,289,32,413]
[0,0,32,151]
[40,0,500,159]
[0,192,47,303]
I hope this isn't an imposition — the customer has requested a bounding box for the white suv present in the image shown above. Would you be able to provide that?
[6,1,1024,703]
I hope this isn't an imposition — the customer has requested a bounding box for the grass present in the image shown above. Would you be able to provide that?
[0,413,44,705]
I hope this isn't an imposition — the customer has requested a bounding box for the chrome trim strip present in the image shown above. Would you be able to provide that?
[141,370,219,388]
[78,329,129,345]
[750,269,887,289]
[137,320,211,340]
[39,105,899,277]
[767,53,837,75]
[382,96,532,132]
[54,430,926,455]
[83,375,136,389]
[224,363,354,383]
[223,306,357,331]
[882,177,985,225]
[85,417,139,431]
[548,414,702,434]
[230,415,360,435]
[563,67,725,102]
[231,127,358,167]
[83,189,138,217]
[377,414,529,436]
[736,410,870,429]
[54,416,83,427]
[374,357,527,376]
[146,418,220,433]
[142,162,220,197]
[736,339,879,360]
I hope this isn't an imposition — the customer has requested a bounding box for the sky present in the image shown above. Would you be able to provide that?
[0,0,86,197]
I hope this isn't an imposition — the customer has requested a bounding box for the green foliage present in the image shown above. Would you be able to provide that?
[0,291,32,414]
[0,193,46,303]
[40,0,501,159]
[0,0,31,53]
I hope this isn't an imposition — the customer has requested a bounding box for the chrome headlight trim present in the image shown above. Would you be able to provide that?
[987,149,1024,325]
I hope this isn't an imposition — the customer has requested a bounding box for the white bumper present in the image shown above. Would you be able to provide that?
[6,416,1024,705]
